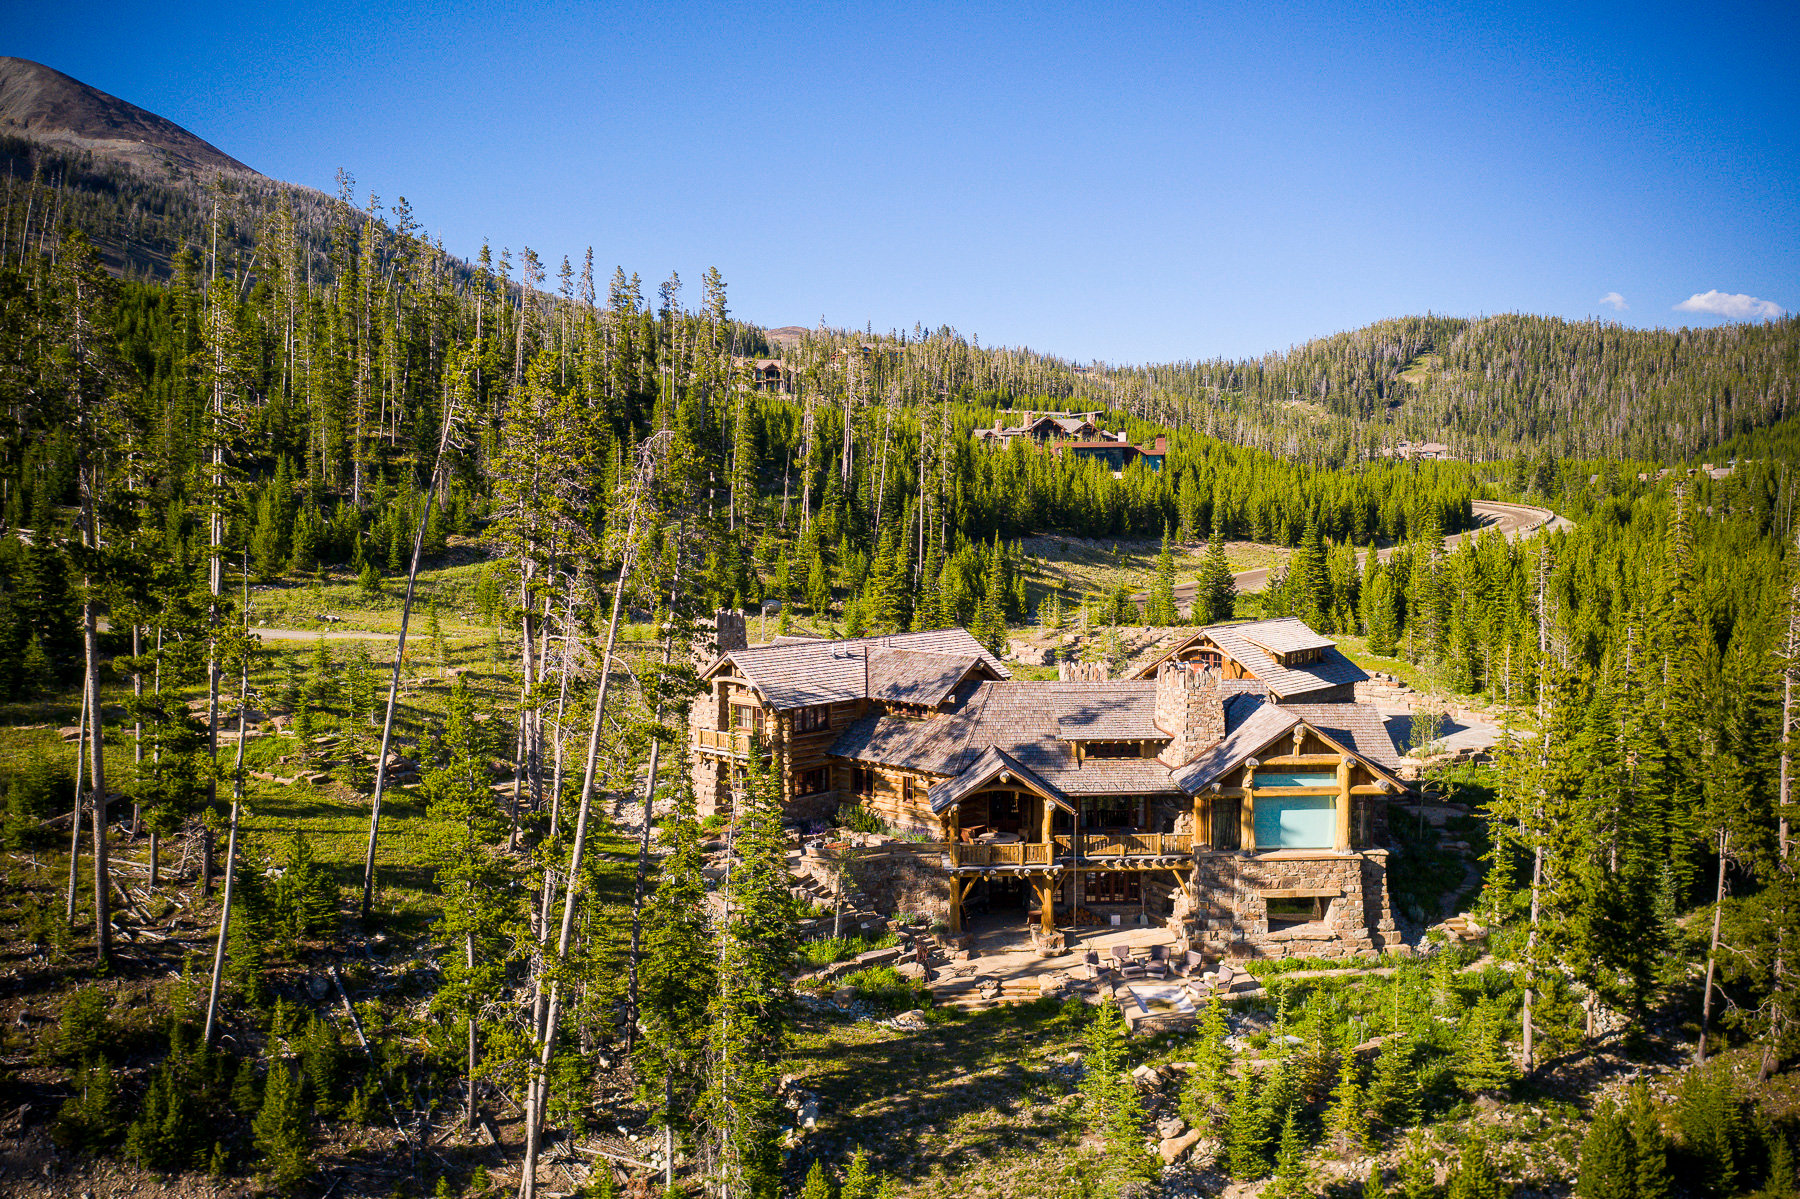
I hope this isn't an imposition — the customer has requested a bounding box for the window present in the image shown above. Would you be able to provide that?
[1266,896,1328,928]
[796,766,830,796]
[1254,796,1335,849]
[793,705,830,733]
[1083,872,1140,903]
[731,704,762,731]
[1083,742,1140,760]
[851,766,875,796]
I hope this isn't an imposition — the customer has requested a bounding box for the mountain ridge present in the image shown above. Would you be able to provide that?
[0,55,258,179]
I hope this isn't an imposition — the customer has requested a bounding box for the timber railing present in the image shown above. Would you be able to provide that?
[947,833,1193,868]
[1057,832,1193,858]
[693,728,764,755]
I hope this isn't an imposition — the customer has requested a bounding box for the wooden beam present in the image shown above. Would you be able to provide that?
[1260,886,1342,900]
[1241,772,1256,851]
[1335,756,1352,850]
[1260,754,1344,768]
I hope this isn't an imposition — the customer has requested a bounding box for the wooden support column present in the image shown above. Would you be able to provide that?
[1040,877,1056,934]
[949,874,962,934]
[1335,757,1352,850]
[1241,763,1258,851]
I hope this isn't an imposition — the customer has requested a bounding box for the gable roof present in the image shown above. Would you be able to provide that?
[867,649,986,708]
[831,680,1186,798]
[704,627,1009,711]
[1131,617,1367,701]
[1170,695,1406,792]
[927,746,1071,814]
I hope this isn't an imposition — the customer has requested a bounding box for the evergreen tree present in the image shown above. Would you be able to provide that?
[252,1061,310,1191]
[1199,522,1237,624]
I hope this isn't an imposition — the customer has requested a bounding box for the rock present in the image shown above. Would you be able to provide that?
[1385,943,1415,958]
[891,1009,929,1031]
[896,961,927,982]
[1157,1117,1186,1139]
[833,986,856,1003]
[1158,1127,1204,1165]
[307,974,330,1000]
[1129,1064,1162,1087]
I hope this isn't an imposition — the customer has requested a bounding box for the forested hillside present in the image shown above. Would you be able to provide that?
[0,116,1797,1199]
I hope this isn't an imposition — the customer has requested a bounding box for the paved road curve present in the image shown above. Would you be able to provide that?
[1138,500,1566,606]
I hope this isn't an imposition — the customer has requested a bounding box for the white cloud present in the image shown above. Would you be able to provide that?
[1599,292,1628,311]
[1674,290,1786,320]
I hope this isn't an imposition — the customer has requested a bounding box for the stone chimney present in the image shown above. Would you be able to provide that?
[713,608,747,655]
[1154,661,1227,767]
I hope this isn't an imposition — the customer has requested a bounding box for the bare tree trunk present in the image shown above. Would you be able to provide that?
[625,529,686,1054]
[523,435,663,1199]
[65,671,88,923]
[1697,828,1729,1064]
[85,567,108,964]
[466,928,478,1129]
[360,396,458,922]
[204,561,252,1045]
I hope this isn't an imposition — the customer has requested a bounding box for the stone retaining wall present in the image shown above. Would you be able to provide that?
[1188,850,1389,960]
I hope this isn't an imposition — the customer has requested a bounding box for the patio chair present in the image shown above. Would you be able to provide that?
[1111,945,1146,980]
[1082,950,1115,984]
[1179,949,1207,978]
[1144,945,1171,980]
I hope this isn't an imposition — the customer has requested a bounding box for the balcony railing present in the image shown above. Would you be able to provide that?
[1058,832,1193,858]
[949,841,1055,868]
[947,832,1194,868]
[694,728,763,755]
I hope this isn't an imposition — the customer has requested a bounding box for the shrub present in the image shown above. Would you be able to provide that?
[53,986,113,1065]
[51,1057,123,1152]
[842,966,929,1012]
[834,803,889,835]
[252,1061,311,1190]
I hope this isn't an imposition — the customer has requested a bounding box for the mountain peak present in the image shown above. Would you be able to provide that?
[0,56,259,178]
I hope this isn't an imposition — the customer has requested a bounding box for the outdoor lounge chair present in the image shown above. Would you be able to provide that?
[1178,950,1207,978]
[1144,945,1171,979]
[1082,950,1114,983]
[1111,946,1146,979]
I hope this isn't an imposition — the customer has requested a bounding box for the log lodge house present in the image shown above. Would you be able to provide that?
[691,616,1405,959]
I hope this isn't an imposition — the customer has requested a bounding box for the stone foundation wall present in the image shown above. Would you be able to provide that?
[1188,850,1387,961]
[844,848,953,926]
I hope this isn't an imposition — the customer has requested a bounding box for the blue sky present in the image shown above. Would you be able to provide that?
[9,1,1796,363]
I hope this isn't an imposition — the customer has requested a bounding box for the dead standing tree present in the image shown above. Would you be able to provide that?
[522,431,671,1199]
[360,356,466,922]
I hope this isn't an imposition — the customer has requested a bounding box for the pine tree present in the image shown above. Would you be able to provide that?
[252,1061,310,1190]
[1325,1038,1370,1155]
[1446,1137,1508,1199]
[800,1160,834,1199]
[1225,1072,1271,1180]
[1180,992,1233,1123]
[1148,524,1179,625]
[1200,522,1237,624]
[840,1146,879,1199]
[1265,1112,1312,1199]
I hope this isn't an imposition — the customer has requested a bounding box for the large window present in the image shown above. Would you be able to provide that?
[796,766,830,796]
[1254,795,1336,849]
[793,705,830,733]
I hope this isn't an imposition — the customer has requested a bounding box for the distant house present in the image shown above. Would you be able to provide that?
[1056,433,1168,473]
[973,410,1100,445]
[975,413,1166,471]
[1384,441,1453,461]
[732,357,791,393]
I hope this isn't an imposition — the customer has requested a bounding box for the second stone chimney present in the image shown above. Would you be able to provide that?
[713,608,748,655]
[1154,660,1227,767]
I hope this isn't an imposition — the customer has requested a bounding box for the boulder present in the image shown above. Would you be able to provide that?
[1158,1127,1205,1165]
[1157,1117,1186,1139]
[891,1009,929,1031]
